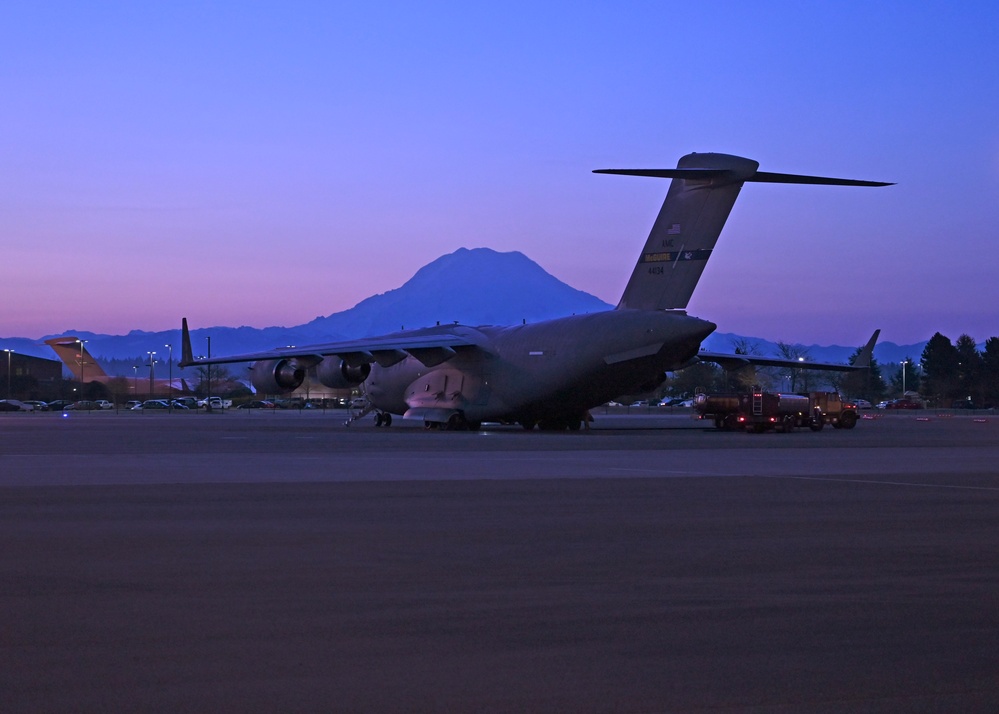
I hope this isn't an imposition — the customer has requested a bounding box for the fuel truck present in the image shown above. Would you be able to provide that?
[694,389,859,433]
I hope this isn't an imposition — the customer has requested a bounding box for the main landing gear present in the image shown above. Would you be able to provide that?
[423,413,481,431]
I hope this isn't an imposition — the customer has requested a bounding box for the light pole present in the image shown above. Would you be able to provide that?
[901,360,908,396]
[3,349,12,400]
[165,344,173,411]
[206,336,212,412]
[133,365,138,399]
[147,351,157,400]
[77,339,87,397]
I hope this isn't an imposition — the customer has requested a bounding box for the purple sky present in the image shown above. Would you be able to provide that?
[3,2,997,346]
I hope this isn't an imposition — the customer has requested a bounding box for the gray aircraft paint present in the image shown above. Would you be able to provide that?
[181,152,890,430]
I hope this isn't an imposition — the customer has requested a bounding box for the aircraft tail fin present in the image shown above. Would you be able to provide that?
[44,337,108,380]
[180,318,195,367]
[597,153,892,312]
[852,329,881,368]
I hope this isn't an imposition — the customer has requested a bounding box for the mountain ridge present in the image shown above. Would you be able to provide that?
[2,247,933,372]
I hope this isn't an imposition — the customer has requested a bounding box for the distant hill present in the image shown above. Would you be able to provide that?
[2,246,933,374]
[4,248,613,369]
[303,247,612,337]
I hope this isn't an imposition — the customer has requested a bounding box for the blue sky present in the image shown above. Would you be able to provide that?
[2,1,997,345]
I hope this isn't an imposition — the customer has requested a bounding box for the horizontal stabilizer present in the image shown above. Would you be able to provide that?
[602,153,892,312]
[750,171,893,187]
[594,168,893,187]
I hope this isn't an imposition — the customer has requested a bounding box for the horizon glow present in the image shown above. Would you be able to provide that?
[2,2,998,346]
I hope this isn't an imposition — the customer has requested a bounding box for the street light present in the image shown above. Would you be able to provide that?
[165,344,173,411]
[206,336,212,412]
[147,351,157,400]
[3,349,12,400]
[901,360,908,396]
[133,365,138,398]
[77,339,87,396]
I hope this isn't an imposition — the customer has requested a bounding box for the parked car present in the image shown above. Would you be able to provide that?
[169,400,191,410]
[886,399,924,410]
[236,400,277,409]
[125,400,142,410]
[0,399,34,411]
[65,400,100,411]
[132,400,170,410]
[851,399,873,410]
[23,400,50,411]
[95,400,114,410]
[46,400,73,411]
[172,397,199,409]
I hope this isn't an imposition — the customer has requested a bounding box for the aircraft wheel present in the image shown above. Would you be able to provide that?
[444,414,463,431]
[383,413,392,427]
[375,413,383,427]
[466,420,481,431]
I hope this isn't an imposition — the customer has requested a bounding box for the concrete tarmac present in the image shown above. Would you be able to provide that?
[2,410,998,712]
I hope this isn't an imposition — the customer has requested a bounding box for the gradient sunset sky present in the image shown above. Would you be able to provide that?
[3,1,997,346]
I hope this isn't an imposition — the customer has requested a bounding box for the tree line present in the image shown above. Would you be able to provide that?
[661,332,998,409]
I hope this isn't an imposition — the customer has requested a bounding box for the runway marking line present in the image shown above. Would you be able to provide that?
[763,474,999,492]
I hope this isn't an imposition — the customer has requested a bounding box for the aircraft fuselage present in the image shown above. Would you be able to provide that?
[364,309,715,427]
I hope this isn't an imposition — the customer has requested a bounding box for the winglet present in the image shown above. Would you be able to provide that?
[180,318,195,367]
[853,329,880,368]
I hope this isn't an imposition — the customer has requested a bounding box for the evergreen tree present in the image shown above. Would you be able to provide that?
[920,332,960,405]
[837,347,885,403]
[954,334,984,406]
[982,337,999,408]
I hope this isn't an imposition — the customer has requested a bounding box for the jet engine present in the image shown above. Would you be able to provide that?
[249,358,307,395]
[315,359,371,389]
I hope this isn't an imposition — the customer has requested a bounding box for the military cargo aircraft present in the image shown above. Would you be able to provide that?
[180,152,891,430]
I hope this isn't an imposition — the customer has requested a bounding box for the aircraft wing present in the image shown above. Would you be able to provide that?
[178,318,479,369]
[695,330,880,373]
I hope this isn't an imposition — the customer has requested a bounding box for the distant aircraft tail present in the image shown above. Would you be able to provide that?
[44,337,109,380]
[596,152,892,312]
[852,329,881,368]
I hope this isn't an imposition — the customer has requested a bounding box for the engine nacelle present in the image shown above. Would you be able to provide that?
[315,359,371,389]
[249,358,307,395]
